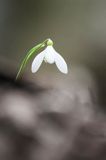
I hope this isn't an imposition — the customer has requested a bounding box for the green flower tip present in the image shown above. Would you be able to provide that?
[47,38,53,46]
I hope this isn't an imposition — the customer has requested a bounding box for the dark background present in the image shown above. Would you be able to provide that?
[0,1,106,160]
[0,0,106,73]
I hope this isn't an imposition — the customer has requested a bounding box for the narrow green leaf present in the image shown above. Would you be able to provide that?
[16,43,45,81]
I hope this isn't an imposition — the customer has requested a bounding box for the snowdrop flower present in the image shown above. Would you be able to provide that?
[31,39,68,74]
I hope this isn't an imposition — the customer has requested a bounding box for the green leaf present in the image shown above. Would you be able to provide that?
[15,42,45,81]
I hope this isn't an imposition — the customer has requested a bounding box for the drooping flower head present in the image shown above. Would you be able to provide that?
[31,39,68,74]
[16,38,68,81]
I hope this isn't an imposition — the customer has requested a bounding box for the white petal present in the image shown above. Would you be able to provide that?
[54,52,68,74]
[31,52,44,73]
[44,46,55,64]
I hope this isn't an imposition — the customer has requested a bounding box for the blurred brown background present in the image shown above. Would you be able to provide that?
[0,1,106,160]
[0,0,106,102]
[0,0,105,71]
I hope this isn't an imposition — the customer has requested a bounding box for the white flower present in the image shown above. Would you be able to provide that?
[31,45,68,74]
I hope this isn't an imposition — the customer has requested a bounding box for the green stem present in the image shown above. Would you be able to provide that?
[15,39,49,81]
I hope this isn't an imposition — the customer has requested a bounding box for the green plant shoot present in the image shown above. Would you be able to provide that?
[15,39,48,81]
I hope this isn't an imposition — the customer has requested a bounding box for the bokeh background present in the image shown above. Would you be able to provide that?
[0,0,106,160]
[0,0,106,72]
[0,0,106,101]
